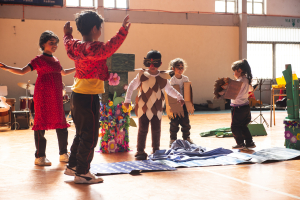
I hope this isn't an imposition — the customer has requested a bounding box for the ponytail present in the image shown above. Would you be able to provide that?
[169,70,175,77]
[242,59,252,84]
[231,59,253,84]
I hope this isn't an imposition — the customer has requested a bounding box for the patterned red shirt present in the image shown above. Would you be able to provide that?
[63,27,128,81]
[29,54,70,130]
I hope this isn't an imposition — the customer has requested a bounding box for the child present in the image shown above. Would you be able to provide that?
[124,50,184,160]
[168,58,193,147]
[230,59,256,149]
[0,31,75,166]
[63,11,130,184]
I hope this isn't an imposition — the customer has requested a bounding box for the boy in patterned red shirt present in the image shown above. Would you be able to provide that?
[63,10,130,184]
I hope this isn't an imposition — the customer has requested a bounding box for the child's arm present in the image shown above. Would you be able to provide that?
[165,81,185,106]
[0,62,31,75]
[124,74,140,109]
[63,15,129,60]
[61,67,76,76]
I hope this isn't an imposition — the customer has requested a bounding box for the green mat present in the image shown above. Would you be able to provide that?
[200,124,267,137]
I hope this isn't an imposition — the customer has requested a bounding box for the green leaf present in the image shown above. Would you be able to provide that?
[113,97,125,106]
[113,91,117,101]
[129,117,137,127]
[103,133,108,141]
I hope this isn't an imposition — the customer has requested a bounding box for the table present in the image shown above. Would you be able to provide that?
[270,87,300,126]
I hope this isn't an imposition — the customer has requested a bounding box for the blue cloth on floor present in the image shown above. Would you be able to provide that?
[90,160,177,175]
[149,139,233,162]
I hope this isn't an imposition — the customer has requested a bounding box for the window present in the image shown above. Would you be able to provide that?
[247,44,273,79]
[247,0,264,14]
[66,0,97,7]
[104,0,128,9]
[215,0,237,13]
[247,27,300,79]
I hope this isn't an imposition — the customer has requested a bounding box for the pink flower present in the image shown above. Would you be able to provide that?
[285,131,292,139]
[116,134,124,144]
[108,139,117,152]
[290,136,297,144]
[108,73,120,86]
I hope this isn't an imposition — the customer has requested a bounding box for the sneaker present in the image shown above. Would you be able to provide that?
[169,139,176,147]
[185,137,194,144]
[232,143,245,149]
[134,152,148,160]
[59,153,69,162]
[35,156,51,166]
[245,142,256,148]
[74,171,103,184]
[64,166,76,176]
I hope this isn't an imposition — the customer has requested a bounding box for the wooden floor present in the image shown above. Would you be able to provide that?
[1,110,300,200]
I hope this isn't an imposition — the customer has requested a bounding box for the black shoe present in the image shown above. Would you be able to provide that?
[245,142,256,148]
[232,143,245,149]
[135,152,148,160]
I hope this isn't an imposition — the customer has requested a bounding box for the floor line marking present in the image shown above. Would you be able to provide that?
[202,168,300,199]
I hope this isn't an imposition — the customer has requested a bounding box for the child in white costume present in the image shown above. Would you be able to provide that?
[168,58,193,147]
[124,50,184,160]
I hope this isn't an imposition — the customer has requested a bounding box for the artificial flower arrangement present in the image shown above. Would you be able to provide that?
[284,128,300,149]
[282,65,300,150]
[99,74,136,153]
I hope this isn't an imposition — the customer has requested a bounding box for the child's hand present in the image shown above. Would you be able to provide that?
[64,21,73,35]
[122,15,131,31]
[178,100,185,107]
[124,103,130,109]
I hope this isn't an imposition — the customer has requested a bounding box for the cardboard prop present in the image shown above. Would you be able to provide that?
[165,82,194,119]
[213,78,243,100]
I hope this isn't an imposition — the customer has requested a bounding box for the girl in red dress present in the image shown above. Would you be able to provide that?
[0,31,75,166]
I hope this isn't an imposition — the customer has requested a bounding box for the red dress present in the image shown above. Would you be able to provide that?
[29,54,70,130]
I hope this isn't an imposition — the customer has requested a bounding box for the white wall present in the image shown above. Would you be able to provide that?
[129,0,215,13]
[104,23,239,104]
[267,0,300,17]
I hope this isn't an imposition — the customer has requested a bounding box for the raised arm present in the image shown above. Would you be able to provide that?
[63,15,129,61]
[61,67,76,76]
[0,62,31,75]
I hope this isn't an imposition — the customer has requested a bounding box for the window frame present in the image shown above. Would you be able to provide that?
[248,41,300,79]
[66,0,96,8]
[104,0,129,9]
[215,0,238,14]
[247,0,265,15]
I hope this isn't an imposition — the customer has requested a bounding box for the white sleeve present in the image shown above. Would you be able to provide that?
[124,74,140,103]
[169,77,175,86]
[185,76,190,82]
[165,81,184,101]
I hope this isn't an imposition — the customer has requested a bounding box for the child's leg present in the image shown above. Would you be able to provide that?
[180,105,191,140]
[34,130,46,158]
[69,92,100,174]
[240,106,253,145]
[170,116,179,140]
[137,114,150,154]
[231,106,246,145]
[56,128,68,155]
[151,115,161,153]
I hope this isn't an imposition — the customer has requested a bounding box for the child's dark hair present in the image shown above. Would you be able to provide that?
[39,31,59,51]
[168,58,187,77]
[143,50,162,68]
[75,10,104,36]
[231,59,253,84]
